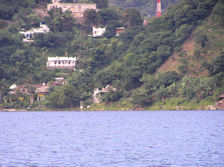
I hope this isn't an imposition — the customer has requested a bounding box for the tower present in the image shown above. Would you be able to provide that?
[156,0,161,17]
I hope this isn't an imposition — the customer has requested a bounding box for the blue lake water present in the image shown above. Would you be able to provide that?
[0,110,224,167]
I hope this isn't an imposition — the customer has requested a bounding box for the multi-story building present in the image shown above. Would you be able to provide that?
[47,0,97,18]
[46,57,77,70]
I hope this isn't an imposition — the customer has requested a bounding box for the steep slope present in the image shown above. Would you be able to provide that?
[157,9,224,77]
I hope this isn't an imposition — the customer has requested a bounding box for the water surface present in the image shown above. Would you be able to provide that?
[0,110,224,167]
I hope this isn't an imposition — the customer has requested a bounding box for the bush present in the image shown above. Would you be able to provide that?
[209,52,224,75]
[195,34,208,47]
[178,64,188,74]
[193,49,201,59]
[46,84,80,108]
[131,88,152,106]
[157,71,181,87]
[0,20,8,29]
[102,90,123,103]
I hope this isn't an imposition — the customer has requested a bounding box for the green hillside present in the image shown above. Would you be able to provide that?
[0,0,224,110]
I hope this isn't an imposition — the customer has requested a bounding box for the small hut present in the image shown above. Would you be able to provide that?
[36,85,50,101]
[217,93,224,102]
[116,27,125,36]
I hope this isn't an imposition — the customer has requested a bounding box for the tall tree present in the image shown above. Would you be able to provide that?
[93,0,108,9]
[83,9,99,26]
[123,8,143,27]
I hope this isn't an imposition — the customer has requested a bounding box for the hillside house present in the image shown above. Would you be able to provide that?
[116,27,125,36]
[19,22,50,42]
[143,19,150,26]
[93,85,117,103]
[9,84,33,96]
[214,93,224,110]
[218,93,224,100]
[36,85,50,101]
[7,82,69,103]
[93,27,106,37]
[53,77,67,86]
[8,84,40,103]
[9,84,18,95]
[47,57,77,70]
[47,0,97,18]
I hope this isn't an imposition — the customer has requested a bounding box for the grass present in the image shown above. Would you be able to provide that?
[146,96,216,111]
[87,99,134,111]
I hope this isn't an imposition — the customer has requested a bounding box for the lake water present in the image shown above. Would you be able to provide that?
[0,110,224,167]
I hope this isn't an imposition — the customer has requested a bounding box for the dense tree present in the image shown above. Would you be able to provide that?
[195,34,208,47]
[83,9,99,26]
[68,71,94,101]
[13,8,42,30]
[61,0,75,2]
[46,84,80,108]
[213,0,224,26]
[101,90,123,103]
[45,9,76,32]
[131,87,152,106]
[98,9,120,25]
[157,71,180,87]
[93,0,108,9]
[0,0,36,20]
[0,20,8,29]
[35,0,51,4]
[123,8,143,27]
[209,52,224,75]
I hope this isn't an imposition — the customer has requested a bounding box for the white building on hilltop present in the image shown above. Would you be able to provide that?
[93,27,106,37]
[46,57,77,70]
[47,0,97,18]
[19,22,50,42]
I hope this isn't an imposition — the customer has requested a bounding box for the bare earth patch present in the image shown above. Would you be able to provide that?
[157,35,196,74]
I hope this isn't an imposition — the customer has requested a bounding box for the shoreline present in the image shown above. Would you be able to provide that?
[1,108,222,112]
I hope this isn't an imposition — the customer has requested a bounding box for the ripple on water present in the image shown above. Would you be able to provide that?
[0,110,224,167]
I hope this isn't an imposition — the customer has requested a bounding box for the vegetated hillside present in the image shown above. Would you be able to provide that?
[0,0,141,109]
[109,0,181,16]
[0,0,224,110]
[158,6,224,77]
[87,0,224,110]
[148,2,224,110]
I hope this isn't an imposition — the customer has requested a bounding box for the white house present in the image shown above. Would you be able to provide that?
[47,0,97,18]
[46,57,77,69]
[35,84,50,101]
[92,27,106,37]
[19,22,50,42]
[9,84,17,90]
